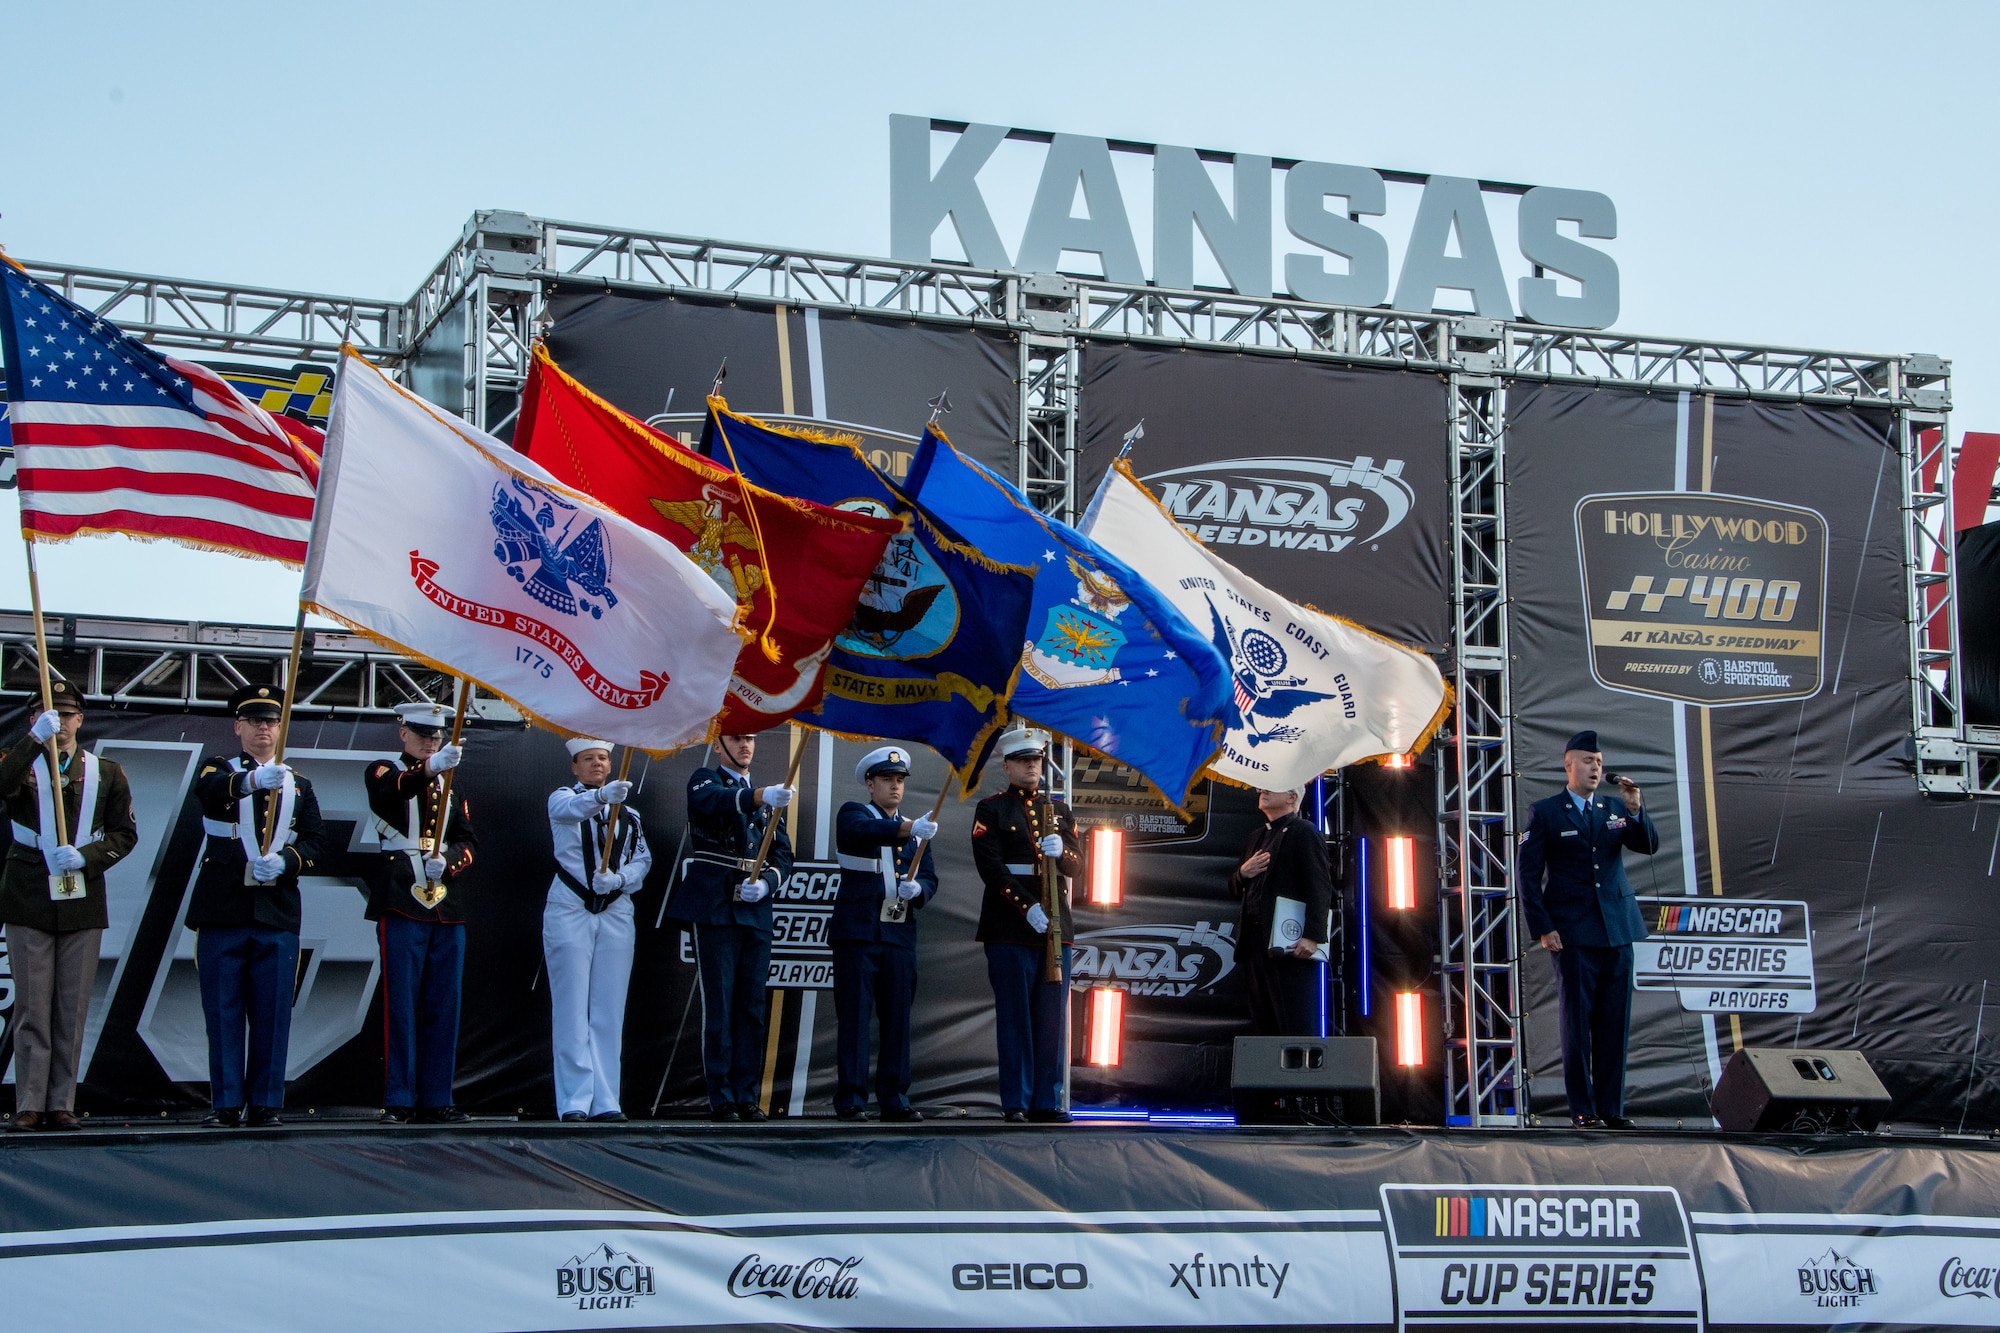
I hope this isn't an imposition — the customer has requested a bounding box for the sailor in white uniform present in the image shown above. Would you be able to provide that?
[543,737,652,1122]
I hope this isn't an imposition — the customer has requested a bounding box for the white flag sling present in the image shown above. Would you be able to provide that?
[1080,461,1450,789]
[303,350,744,752]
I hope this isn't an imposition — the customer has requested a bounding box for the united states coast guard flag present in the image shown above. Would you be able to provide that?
[1081,460,1450,788]
[304,350,744,751]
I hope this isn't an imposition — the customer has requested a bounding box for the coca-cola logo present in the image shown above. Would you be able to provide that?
[1940,1256,2000,1299]
[727,1253,862,1301]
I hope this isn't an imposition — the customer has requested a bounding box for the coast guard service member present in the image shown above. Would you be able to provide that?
[364,701,477,1125]
[0,680,137,1131]
[188,684,327,1128]
[971,726,1080,1124]
[1227,785,1332,1037]
[666,732,794,1122]
[544,737,651,1122]
[831,745,939,1122]
[1516,729,1660,1128]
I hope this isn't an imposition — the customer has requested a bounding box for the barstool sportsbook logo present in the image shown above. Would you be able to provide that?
[1575,492,1828,706]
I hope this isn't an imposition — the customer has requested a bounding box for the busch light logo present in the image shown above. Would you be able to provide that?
[1941,1256,2000,1299]
[1796,1248,1875,1309]
[1144,456,1413,554]
[1070,921,1236,997]
[727,1253,862,1301]
[555,1242,657,1311]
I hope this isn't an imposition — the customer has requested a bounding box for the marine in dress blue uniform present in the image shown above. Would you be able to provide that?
[664,732,795,1121]
[971,726,1081,1124]
[363,701,477,1125]
[1516,729,1660,1127]
[831,745,940,1122]
[186,684,327,1128]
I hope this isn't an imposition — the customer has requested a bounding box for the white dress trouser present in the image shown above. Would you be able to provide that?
[542,883,636,1116]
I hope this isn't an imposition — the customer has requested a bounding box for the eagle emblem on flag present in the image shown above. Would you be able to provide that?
[491,477,618,619]
[1206,597,1334,746]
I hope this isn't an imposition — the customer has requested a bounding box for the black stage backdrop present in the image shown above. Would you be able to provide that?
[1078,343,1451,651]
[1959,519,2000,726]
[537,283,1019,481]
[1506,384,2000,1127]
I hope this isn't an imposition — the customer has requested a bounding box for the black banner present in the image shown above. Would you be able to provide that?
[1077,343,1451,650]
[1505,385,2000,1126]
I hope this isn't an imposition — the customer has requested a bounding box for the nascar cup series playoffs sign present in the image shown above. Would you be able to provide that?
[1576,492,1828,706]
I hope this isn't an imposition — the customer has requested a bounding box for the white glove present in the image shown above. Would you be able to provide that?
[1026,903,1050,934]
[426,744,462,774]
[50,845,84,873]
[594,869,627,894]
[423,855,448,881]
[897,878,923,902]
[911,814,939,841]
[251,852,286,883]
[251,762,289,792]
[596,779,634,805]
[1038,833,1064,857]
[760,785,794,809]
[29,710,60,744]
[735,878,769,903]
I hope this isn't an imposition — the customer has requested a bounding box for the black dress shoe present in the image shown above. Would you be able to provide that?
[416,1106,471,1125]
[560,1111,589,1122]
[1603,1116,1637,1130]
[201,1107,242,1129]
[1571,1114,1604,1129]
[881,1105,923,1123]
[48,1110,82,1131]
[246,1106,284,1128]
[587,1110,628,1123]
[710,1104,741,1123]
[1026,1108,1072,1124]
[380,1106,413,1125]
[1002,1109,1028,1123]
[738,1104,768,1123]
[10,1110,42,1132]
[835,1105,864,1121]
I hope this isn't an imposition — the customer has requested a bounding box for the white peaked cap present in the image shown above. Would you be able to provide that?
[565,737,615,758]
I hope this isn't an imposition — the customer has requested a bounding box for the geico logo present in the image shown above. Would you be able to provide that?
[726,1254,861,1300]
[951,1262,1088,1291]
[1440,1261,1657,1307]
[1940,1256,2000,1298]
[1603,510,1812,544]
[1434,1195,1643,1239]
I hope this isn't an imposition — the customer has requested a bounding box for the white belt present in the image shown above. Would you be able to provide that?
[202,815,296,847]
[1005,863,1036,876]
[836,851,890,874]
[11,821,37,845]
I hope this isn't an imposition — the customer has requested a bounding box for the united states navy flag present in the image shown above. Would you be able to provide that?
[905,428,1230,810]
[705,401,1036,792]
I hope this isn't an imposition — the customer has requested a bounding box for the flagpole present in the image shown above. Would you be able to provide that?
[419,678,473,906]
[259,605,308,856]
[896,787,948,881]
[743,742,806,885]
[20,537,77,894]
[597,747,637,873]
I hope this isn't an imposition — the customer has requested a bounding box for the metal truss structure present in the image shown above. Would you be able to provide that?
[8,214,1965,1122]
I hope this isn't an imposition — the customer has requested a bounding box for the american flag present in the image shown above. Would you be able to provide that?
[0,258,320,565]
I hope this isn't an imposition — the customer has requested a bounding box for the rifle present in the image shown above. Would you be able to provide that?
[1037,795,1063,983]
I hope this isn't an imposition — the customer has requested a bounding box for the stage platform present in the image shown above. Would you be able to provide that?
[2,1118,1997,1330]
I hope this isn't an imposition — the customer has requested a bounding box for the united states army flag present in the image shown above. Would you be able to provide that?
[1080,460,1450,788]
[302,349,744,751]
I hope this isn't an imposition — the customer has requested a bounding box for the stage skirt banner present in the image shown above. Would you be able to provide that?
[2,1126,1998,1329]
[1504,385,2000,1125]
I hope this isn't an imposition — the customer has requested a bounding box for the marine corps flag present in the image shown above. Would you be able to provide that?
[515,346,900,733]
[1081,460,1451,787]
[303,350,744,752]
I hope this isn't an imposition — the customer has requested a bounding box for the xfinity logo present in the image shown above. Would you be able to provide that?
[554,1243,657,1311]
[1797,1248,1875,1309]
[1941,1256,2000,1299]
[1168,1251,1290,1300]
[952,1261,1088,1291]
[1069,921,1236,997]
[727,1253,861,1301]
[1144,456,1413,554]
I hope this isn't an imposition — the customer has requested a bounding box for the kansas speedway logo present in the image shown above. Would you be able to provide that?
[1069,921,1236,997]
[1144,456,1412,553]
[1576,492,1827,706]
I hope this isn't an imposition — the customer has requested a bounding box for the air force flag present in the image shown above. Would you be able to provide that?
[1081,460,1450,788]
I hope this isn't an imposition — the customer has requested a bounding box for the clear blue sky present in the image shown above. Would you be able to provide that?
[1,0,1992,625]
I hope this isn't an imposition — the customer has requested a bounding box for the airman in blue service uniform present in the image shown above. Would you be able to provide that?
[1516,729,1660,1128]
[187,684,327,1128]
[363,701,477,1125]
[832,745,940,1122]
[971,726,1081,1124]
[665,732,795,1121]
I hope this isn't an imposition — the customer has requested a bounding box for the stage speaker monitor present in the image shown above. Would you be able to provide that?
[1231,1036,1379,1126]
[1710,1047,1893,1133]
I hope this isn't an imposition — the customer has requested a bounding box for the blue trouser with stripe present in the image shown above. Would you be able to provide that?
[380,915,465,1109]
[196,925,299,1110]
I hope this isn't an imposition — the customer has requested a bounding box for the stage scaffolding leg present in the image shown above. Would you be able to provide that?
[1439,336,1523,1128]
